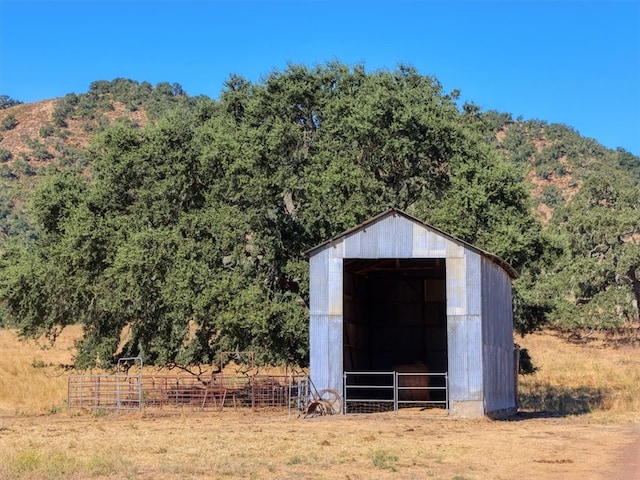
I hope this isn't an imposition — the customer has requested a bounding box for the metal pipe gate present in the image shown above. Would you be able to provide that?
[343,371,448,414]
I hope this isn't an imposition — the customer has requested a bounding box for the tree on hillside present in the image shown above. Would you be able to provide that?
[0,95,23,110]
[541,172,640,332]
[616,147,640,181]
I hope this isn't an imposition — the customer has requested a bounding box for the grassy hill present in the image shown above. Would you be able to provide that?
[495,119,639,223]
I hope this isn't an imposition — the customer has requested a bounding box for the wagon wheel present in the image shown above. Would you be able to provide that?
[302,400,328,418]
[317,389,341,414]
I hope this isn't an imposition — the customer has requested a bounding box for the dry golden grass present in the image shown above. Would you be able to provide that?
[0,326,639,479]
[0,325,80,416]
[517,330,640,418]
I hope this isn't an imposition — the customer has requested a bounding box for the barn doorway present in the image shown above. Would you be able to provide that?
[342,258,448,411]
[343,258,448,372]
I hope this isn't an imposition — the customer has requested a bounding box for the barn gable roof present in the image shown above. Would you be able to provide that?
[304,208,518,279]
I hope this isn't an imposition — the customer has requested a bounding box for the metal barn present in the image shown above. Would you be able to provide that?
[307,208,518,418]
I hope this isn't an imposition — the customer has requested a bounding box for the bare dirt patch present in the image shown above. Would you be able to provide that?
[525,167,581,223]
[0,98,148,159]
[0,100,58,154]
[612,431,640,480]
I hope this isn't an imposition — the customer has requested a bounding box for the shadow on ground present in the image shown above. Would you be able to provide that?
[514,384,611,418]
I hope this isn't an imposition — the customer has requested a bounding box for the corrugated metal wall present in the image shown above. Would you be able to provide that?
[446,252,484,416]
[481,256,516,414]
[309,247,344,395]
[343,213,414,258]
[309,211,515,417]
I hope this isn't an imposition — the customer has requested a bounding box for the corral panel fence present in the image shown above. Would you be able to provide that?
[68,372,310,415]
[68,357,143,412]
[343,371,448,414]
[68,374,143,412]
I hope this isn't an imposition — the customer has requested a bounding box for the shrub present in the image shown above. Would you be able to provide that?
[31,144,53,161]
[12,159,36,176]
[52,93,79,127]
[0,114,18,131]
[0,148,12,163]
[370,450,398,471]
[0,95,23,109]
[503,125,536,164]
[39,123,55,138]
[542,185,564,207]
[517,346,538,374]
[55,129,71,140]
[0,165,17,179]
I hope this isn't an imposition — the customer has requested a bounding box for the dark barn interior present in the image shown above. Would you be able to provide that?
[343,258,448,375]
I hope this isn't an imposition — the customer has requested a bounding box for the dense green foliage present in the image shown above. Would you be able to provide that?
[539,173,640,331]
[496,120,640,334]
[0,64,639,367]
[0,80,201,255]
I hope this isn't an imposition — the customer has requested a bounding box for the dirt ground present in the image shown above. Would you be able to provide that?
[1,408,639,480]
[617,433,640,480]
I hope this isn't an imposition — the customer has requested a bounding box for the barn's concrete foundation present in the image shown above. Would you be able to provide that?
[450,400,484,418]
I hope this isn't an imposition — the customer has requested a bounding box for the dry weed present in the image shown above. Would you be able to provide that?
[0,326,80,415]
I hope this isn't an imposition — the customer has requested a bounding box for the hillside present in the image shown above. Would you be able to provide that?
[494,119,639,223]
[0,99,148,156]
[0,79,184,240]
[0,69,638,369]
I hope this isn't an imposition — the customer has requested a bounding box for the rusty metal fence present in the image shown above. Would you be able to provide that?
[68,373,310,414]
[67,374,143,412]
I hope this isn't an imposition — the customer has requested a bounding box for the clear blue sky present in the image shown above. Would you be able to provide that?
[1,1,639,155]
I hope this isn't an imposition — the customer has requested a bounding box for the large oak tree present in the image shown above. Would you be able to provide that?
[1,63,550,367]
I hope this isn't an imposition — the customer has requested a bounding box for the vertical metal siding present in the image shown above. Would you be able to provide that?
[466,252,482,316]
[309,314,344,396]
[387,214,414,257]
[309,250,329,316]
[446,257,466,316]
[481,257,516,414]
[447,315,483,403]
[446,253,484,409]
[328,240,345,260]
[309,246,344,396]
[447,316,468,402]
[465,315,484,400]
[328,258,343,316]
[344,230,362,258]
[344,214,414,258]
[327,315,344,395]
[309,314,329,392]
[412,224,447,257]
[445,239,465,258]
